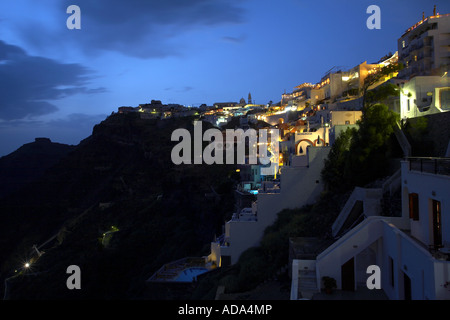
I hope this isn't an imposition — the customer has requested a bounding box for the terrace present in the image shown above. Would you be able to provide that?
[407,157,450,176]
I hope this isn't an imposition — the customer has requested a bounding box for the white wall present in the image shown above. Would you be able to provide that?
[294,127,329,155]
[316,217,386,290]
[380,223,450,300]
[311,88,325,105]
[401,160,450,248]
[330,111,362,126]
[219,146,330,265]
[400,76,450,119]
[312,161,450,300]
[317,216,449,299]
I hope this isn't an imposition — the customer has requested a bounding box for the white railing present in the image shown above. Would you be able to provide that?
[331,188,364,237]
[290,260,300,300]
[394,122,411,157]
[381,169,401,196]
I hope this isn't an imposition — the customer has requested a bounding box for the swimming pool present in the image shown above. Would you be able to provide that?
[174,267,209,282]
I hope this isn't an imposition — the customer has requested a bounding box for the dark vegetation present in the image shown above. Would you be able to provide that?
[403,112,450,157]
[322,103,402,194]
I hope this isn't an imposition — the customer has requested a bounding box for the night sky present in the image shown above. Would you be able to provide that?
[1,0,449,156]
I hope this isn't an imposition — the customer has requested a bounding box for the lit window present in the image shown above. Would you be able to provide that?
[402,40,406,48]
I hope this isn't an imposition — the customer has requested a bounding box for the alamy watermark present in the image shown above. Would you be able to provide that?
[367,5,381,30]
[66,265,81,289]
[171,121,279,175]
[366,265,381,290]
[66,5,81,30]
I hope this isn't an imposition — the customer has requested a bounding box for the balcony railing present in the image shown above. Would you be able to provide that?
[407,157,450,176]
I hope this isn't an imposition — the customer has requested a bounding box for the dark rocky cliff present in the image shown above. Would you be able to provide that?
[0,137,75,198]
[0,113,237,299]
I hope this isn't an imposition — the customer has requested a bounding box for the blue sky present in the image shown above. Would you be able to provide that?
[0,0,449,156]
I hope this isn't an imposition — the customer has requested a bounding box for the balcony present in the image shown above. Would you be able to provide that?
[407,157,450,176]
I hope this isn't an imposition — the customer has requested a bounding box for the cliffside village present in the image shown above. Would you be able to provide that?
[138,11,450,300]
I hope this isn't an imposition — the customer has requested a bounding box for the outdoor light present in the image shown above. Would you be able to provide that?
[24,263,30,268]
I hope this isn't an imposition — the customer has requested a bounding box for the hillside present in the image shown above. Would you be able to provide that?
[0,138,75,198]
[0,113,238,299]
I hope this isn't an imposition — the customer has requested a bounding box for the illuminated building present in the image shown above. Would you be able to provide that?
[398,7,450,79]
[312,55,398,105]
[281,83,314,105]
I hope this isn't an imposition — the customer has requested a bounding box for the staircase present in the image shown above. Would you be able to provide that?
[315,217,387,286]
[291,260,320,300]
[298,268,319,299]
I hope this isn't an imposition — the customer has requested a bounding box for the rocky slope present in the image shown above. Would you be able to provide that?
[0,113,238,299]
[0,138,75,198]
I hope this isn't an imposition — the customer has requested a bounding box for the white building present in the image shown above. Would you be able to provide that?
[328,110,363,145]
[398,11,450,79]
[209,146,330,266]
[292,127,329,157]
[399,75,450,120]
[310,55,398,106]
[291,157,450,300]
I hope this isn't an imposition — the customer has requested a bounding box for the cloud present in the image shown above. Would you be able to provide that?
[54,0,247,58]
[0,118,43,128]
[0,113,106,130]
[0,40,105,120]
[0,113,108,156]
[164,86,194,93]
[46,113,107,128]
[221,35,246,44]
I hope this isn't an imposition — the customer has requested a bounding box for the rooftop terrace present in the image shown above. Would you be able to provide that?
[407,157,450,176]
